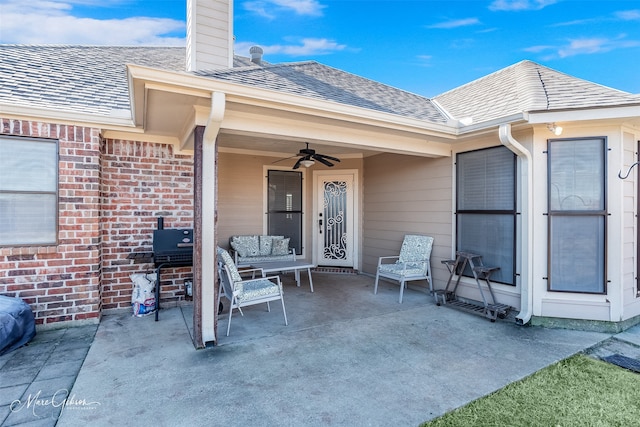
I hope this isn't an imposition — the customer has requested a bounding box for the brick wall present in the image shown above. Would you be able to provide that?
[0,118,102,327]
[100,139,194,312]
[0,119,195,327]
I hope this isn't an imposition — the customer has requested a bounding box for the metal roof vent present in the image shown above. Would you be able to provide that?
[250,46,264,65]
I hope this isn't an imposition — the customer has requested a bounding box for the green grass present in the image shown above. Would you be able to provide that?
[422,354,640,427]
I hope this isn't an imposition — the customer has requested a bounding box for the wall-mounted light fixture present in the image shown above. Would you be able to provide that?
[547,123,563,136]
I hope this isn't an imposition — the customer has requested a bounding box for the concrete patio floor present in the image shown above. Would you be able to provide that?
[5,271,638,426]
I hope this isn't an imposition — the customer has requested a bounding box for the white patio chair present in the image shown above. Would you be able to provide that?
[374,235,434,303]
[216,247,288,336]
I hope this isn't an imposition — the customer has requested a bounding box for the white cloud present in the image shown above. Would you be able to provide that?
[279,38,345,55]
[236,37,346,57]
[242,0,325,19]
[524,35,640,59]
[489,0,557,12]
[522,45,554,53]
[242,1,277,19]
[558,38,610,57]
[427,18,481,29]
[615,10,640,21]
[557,36,640,58]
[477,27,499,33]
[0,0,185,45]
[416,55,433,67]
[553,10,640,27]
[271,0,325,16]
[551,18,598,27]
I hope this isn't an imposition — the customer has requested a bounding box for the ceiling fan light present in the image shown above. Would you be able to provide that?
[301,159,315,168]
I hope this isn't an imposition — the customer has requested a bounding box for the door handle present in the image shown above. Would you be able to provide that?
[319,219,323,233]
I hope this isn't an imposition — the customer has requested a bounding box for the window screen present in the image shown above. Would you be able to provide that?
[548,138,606,293]
[267,170,302,254]
[0,136,58,246]
[456,146,517,285]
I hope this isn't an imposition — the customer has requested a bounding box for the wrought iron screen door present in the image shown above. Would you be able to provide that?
[316,173,354,267]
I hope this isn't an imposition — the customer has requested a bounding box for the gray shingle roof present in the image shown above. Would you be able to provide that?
[194,62,448,123]
[433,60,639,124]
[1,47,636,128]
[0,45,447,124]
[0,45,186,117]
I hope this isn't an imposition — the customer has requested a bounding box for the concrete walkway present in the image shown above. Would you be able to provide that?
[0,324,97,426]
[2,272,639,426]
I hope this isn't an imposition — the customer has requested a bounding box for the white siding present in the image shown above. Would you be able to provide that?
[622,130,640,320]
[186,0,233,71]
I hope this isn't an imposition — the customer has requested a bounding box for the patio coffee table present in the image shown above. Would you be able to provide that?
[251,260,315,292]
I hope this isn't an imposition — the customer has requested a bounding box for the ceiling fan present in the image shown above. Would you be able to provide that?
[275,143,341,169]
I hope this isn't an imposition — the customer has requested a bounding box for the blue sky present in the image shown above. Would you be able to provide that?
[1,0,639,97]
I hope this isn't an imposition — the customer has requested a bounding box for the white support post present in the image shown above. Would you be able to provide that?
[200,92,225,344]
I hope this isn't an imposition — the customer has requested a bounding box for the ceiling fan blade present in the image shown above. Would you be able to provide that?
[316,153,341,163]
[313,155,334,167]
[285,143,342,169]
[272,154,297,164]
[292,157,304,169]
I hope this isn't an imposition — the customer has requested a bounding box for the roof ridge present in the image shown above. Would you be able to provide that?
[536,68,551,110]
[513,61,550,111]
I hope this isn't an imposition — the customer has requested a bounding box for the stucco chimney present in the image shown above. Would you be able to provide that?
[250,46,263,65]
[186,0,234,71]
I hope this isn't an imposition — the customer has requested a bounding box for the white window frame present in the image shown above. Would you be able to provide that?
[0,135,58,246]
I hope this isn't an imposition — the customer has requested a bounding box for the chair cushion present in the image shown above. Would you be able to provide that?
[237,279,281,303]
[399,235,433,263]
[259,236,273,256]
[258,235,284,256]
[378,262,427,277]
[230,236,259,257]
[271,237,290,256]
[237,254,295,264]
[229,240,246,257]
[217,247,242,283]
